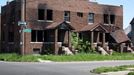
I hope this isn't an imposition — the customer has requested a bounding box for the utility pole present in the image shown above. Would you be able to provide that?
[20,0,25,55]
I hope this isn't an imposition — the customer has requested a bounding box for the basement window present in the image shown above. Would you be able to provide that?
[33,48,41,54]
[38,9,45,20]
[64,11,70,22]
[47,9,53,21]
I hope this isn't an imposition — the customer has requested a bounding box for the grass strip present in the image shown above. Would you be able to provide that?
[91,65,134,74]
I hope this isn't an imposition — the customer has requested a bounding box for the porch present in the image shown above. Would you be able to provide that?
[30,21,74,54]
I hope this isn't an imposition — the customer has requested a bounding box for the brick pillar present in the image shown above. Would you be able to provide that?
[102,33,106,48]
[91,31,94,48]
[54,29,58,55]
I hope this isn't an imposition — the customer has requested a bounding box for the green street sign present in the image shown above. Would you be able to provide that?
[23,28,32,33]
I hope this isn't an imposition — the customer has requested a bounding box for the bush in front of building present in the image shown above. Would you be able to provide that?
[128,72,134,75]
[71,32,96,53]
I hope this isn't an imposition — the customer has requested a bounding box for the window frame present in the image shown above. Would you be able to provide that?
[64,11,70,22]
[88,13,94,24]
[46,9,53,21]
[38,9,45,20]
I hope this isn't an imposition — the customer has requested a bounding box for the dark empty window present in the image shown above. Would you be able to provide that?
[38,9,45,20]
[31,30,36,42]
[104,14,109,24]
[88,13,94,23]
[47,9,53,20]
[64,11,70,22]
[104,14,115,24]
[77,12,83,17]
[110,15,115,24]
[37,30,43,42]
[8,32,14,42]
[31,30,44,42]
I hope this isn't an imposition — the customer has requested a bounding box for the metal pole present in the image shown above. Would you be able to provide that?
[21,0,25,55]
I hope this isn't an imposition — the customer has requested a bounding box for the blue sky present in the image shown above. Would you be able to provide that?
[0,0,134,29]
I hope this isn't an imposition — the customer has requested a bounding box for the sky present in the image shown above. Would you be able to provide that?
[0,0,134,29]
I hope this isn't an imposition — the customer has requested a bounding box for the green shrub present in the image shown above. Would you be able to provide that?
[71,32,95,53]
[128,72,134,75]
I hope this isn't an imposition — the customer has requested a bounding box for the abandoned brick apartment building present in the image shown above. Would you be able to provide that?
[1,0,130,54]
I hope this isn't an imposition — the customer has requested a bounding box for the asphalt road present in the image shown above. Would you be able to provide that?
[1,60,134,75]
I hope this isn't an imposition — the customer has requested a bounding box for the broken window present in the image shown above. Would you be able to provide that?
[8,32,14,42]
[47,9,53,21]
[64,11,70,22]
[38,9,45,20]
[104,14,115,24]
[77,12,83,17]
[88,13,94,23]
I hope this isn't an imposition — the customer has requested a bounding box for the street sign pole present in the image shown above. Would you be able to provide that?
[21,0,25,55]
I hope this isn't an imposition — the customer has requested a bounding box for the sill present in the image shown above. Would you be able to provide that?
[65,21,71,23]
[37,20,45,22]
[88,23,94,25]
[37,20,54,23]
[30,42,44,44]
[46,20,53,22]
[104,24,114,25]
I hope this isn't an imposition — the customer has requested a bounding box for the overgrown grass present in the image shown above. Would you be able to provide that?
[91,65,134,74]
[0,53,134,62]
[0,53,39,62]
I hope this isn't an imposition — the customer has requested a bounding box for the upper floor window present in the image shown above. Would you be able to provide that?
[47,9,53,21]
[88,13,94,23]
[110,15,115,24]
[104,14,115,24]
[77,12,83,17]
[64,11,70,22]
[38,9,45,20]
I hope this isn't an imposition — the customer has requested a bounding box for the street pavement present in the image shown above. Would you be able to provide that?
[0,60,134,75]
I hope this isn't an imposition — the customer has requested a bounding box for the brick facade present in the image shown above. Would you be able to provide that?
[1,0,123,54]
